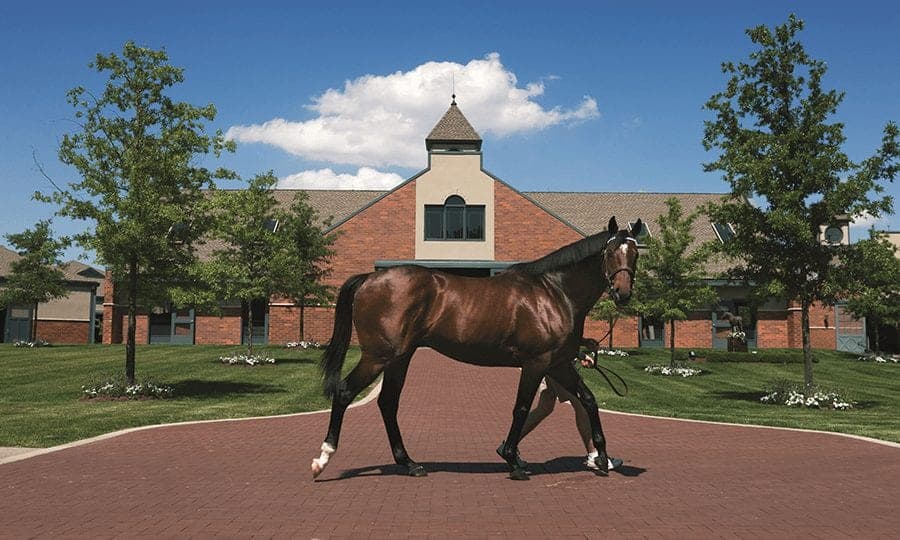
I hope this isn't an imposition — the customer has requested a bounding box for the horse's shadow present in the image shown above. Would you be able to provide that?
[316,457,647,482]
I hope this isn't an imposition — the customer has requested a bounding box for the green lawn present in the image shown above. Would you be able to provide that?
[0,344,359,448]
[1,344,897,448]
[582,348,900,443]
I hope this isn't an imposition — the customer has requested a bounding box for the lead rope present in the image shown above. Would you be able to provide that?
[581,317,628,397]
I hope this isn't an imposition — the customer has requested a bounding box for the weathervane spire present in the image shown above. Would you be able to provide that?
[451,72,456,105]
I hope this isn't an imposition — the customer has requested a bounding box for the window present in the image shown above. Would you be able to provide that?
[628,221,651,245]
[425,196,485,241]
[712,222,735,243]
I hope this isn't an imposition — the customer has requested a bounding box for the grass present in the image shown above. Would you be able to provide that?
[582,348,900,443]
[1,345,897,448]
[0,344,360,448]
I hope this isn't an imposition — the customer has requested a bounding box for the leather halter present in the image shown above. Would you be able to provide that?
[605,235,637,284]
[607,266,635,283]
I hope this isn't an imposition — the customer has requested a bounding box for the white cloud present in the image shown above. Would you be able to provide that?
[849,211,888,242]
[226,53,598,169]
[278,167,404,190]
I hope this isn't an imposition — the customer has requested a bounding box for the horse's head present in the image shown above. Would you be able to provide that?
[603,216,641,304]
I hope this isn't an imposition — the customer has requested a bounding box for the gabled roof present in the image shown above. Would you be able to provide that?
[425,99,482,151]
[0,246,102,286]
[270,188,735,276]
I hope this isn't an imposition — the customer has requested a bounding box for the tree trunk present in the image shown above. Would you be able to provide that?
[246,302,254,357]
[669,319,676,368]
[32,302,39,343]
[608,317,614,348]
[126,265,138,386]
[299,303,305,342]
[872,319,880,355]
[801,298,813,392]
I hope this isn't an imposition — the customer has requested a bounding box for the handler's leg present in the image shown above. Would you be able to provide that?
[546,362,616,475]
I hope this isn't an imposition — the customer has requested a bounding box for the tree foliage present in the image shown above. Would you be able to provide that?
[702,15,898,388]
[176,172,336,355]
[839,231,900,353]
[589,298,620,349]
[630,198,719,366]
[0,221,69,341]
[42,41,235,383]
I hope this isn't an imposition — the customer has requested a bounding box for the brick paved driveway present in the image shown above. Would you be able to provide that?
[2,348,898,538]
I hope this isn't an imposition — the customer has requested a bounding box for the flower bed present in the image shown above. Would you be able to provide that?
[857,354,899,364]
[760,380,853,410]
[285,341,323,349]
[592,348,629,358]
[82,376,174,400]
[14,340,51,347]
[644,364,702,377]
[219,354,275,366]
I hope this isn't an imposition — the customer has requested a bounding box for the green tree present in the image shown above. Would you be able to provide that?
[589,298,620,349]
[703,15,898,389]
[179,172,335,356]
[840,231,900,354]
[0,221,69,342]
[631,198,719,367]
[42,42,236,384]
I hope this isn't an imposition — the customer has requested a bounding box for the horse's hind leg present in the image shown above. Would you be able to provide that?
[311,353,385,479]
[498,363,545,480]
[377,353,425,477]
[547,361,610,476]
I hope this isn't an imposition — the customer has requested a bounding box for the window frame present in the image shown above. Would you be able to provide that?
[424,196,486,242]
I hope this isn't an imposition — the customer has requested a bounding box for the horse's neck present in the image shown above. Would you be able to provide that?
[554,253,607,314]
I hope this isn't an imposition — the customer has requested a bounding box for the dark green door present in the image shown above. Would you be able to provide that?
[4,306,32,342]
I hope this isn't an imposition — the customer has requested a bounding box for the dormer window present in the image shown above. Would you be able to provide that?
[425,195,485,241]
[712,222,735,243]
[628,221,651,246]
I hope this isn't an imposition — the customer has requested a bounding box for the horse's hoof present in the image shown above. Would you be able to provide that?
[509,467,530,481]
[593,456,608,476]
[311,461,324,479]
[408,464,427,477]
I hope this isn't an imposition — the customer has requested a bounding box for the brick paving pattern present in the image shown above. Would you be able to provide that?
[1,348,898,538]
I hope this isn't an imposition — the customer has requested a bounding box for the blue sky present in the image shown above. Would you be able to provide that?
[1,1,898,263]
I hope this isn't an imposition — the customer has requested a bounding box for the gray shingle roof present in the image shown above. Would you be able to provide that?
[425,102,481,149]
[0,246,102,285]
[269,188,736,276]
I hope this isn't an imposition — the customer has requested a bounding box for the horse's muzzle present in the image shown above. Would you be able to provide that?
[609,288,631,305]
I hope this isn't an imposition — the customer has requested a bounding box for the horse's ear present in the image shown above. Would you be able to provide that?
[608,216,618,235]
[630,219,643,238]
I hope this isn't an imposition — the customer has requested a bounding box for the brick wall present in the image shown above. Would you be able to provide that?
[584,315,640,348]
[36,320,91,344]
[269,304,300,345]
[494,182,583,261]
[757,310,789,348]
[195,308,242,345]
[674,312,713,349]
[324,182,417,289]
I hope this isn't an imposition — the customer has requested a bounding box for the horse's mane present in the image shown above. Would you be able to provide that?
[507,231,613,275]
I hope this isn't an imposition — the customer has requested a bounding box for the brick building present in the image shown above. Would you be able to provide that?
[1,248,103,344]
[101,100,863,352]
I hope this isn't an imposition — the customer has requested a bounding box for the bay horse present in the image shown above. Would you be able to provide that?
[311,216,642,480]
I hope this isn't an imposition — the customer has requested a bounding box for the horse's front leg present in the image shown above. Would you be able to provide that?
[498,361,546,480]
[377,354,426,477]
[546,361,611,476]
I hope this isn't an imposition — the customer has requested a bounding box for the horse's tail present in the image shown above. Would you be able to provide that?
[320,272,371,399]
